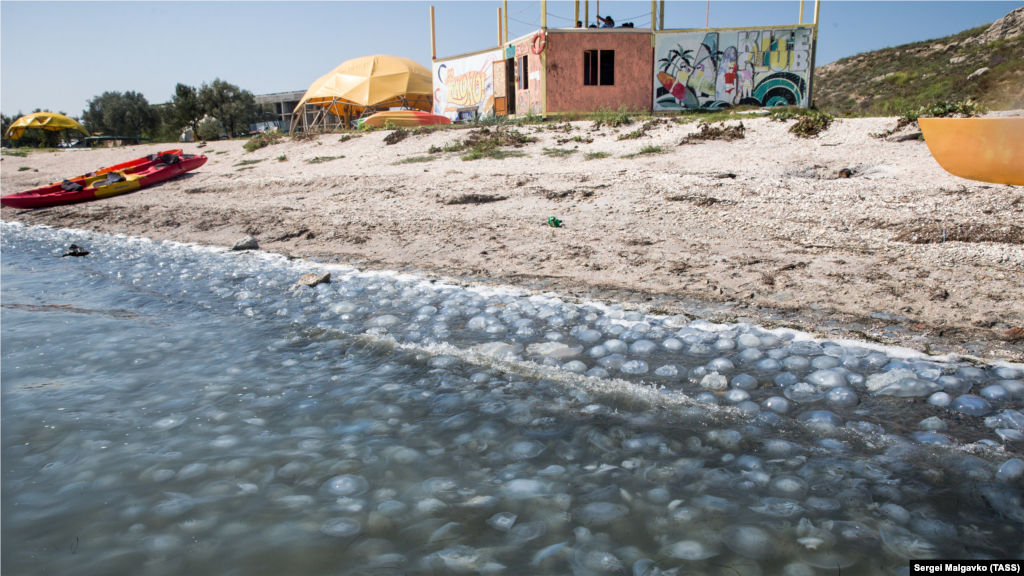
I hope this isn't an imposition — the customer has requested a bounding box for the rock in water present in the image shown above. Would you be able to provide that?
[232,235,259,251]
[61,244,90,257]
[297,272,331,287]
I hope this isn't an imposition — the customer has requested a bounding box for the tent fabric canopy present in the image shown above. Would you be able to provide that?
[6,112,90,139]
[291,55,433,130]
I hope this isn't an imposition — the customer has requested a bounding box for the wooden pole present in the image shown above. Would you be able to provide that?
[503,0,508,42]
[541,0,546,29]
[430,5,436,60]
[813,0,820,25]
[799,0,805,24]
[498,7,502,44]
[659,0,665,30]
[574,1,579,26]
[651,1,656,30]
[706,0,710,28]
[585,0,589,26]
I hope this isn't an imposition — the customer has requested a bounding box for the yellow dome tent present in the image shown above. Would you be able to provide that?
[6,112,90,140]
[291,55,432,131]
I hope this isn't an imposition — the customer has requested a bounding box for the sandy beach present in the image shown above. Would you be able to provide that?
[3,114,1022,362]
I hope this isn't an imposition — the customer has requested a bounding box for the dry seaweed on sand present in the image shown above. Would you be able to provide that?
[788,112,836,138]
[441,193,506,205]
[679,122,745,144]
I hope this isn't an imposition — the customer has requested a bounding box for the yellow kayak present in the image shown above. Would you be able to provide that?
[919,117,1024,186]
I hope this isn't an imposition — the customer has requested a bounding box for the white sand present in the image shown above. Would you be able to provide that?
[3,115,1022,360]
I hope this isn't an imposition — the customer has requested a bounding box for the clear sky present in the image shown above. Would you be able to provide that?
[2,1,1021,116]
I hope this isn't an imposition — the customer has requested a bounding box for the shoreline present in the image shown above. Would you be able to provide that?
[3,115,1022,362]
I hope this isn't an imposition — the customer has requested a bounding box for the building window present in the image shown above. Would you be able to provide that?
[600,50,615,85]
[583,50,615,86]
[520,56,529,90]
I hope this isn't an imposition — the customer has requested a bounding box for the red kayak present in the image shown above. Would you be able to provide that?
[1,153,207,209]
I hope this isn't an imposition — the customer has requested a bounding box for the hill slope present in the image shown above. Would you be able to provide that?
[814,7,1024,115]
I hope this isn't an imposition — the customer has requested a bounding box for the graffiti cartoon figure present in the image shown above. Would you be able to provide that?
[739,61,754,101]
[716,47,738,103]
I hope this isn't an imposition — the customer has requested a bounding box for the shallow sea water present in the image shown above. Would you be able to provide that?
[2,222,1023,576]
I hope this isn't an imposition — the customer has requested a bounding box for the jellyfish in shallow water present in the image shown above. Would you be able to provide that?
[321,517,361,538]
[486,512,517,531]
[506,521,547,544]
[721,524,780,560]
[502,440,546,459]
[321,475,369,497]
[663,540,719,560]
[576,502,629,526]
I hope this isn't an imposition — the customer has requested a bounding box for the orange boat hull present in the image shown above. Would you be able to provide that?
[919,117,1024,186]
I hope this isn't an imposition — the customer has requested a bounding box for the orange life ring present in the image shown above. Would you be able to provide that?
[531,30,546,55]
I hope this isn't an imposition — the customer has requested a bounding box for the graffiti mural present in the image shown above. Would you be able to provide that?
[432,49,502,121]
[653,28,814,111]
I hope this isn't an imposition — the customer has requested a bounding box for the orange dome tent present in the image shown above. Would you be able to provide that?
[291,55,432,131]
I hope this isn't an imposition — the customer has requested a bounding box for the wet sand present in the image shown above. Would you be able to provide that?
[2,115,1022,362]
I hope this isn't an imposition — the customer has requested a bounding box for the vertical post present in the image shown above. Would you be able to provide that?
[541,1,548,118]
[430,5,436,60]
[596,1,599,22]
[585,1,589,26]
[706,0,710,28]
[808,2,820,108]
[799,0,805,24]
[541,0,546,29]
[503,0,508,42]
[651,1,656,30]
[574,1,579,26]
[498,7,503,44]
[659,0,665,30]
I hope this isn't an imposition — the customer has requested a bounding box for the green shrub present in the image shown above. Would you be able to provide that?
[17,166,31,171]
[244,131,281,153]
[584,151,611,160]
[2,149,29,157]
[197,118,224,141]
[788,112,835,138]
[277,155,287,162]
[233,159,262,167]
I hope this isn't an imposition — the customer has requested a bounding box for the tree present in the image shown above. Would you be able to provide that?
[1,112,13,145]
[170,83,202,134]
[82,91,159,137]
[198,78,256,138]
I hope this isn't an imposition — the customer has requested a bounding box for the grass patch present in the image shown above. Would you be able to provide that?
[2,149,29,157]
[591,107,637,129]
[233,159,263,167]
[542,147,578,157]
[384,127,411,145]
[428,142,466,154]
[339,134,361,143]
[459,127,537,161]
[277,155,287,162]
[17,166,31,171]
[215,150,228,155]
[680,122,746,144]
[395,155,435,164]
[584,151,612,160]
[243,131,282,153]
[461,149,526,161]
[622,145,667,158]
[617,118,668,140]
[871,98,985,138]
[236,166,255,172]
[306,155,344,164]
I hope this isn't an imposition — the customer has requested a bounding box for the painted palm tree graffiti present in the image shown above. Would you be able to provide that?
[654,28,814,111]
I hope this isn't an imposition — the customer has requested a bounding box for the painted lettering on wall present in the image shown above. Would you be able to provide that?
[654,28,814,111]
[432,49,501,121]
[446,70,487,107]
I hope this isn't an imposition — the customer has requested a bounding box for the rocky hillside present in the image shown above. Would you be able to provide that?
[814,7,1024,115]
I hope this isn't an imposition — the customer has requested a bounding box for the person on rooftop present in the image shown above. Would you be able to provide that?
[575,20,583,28]
[596,14,614,28]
